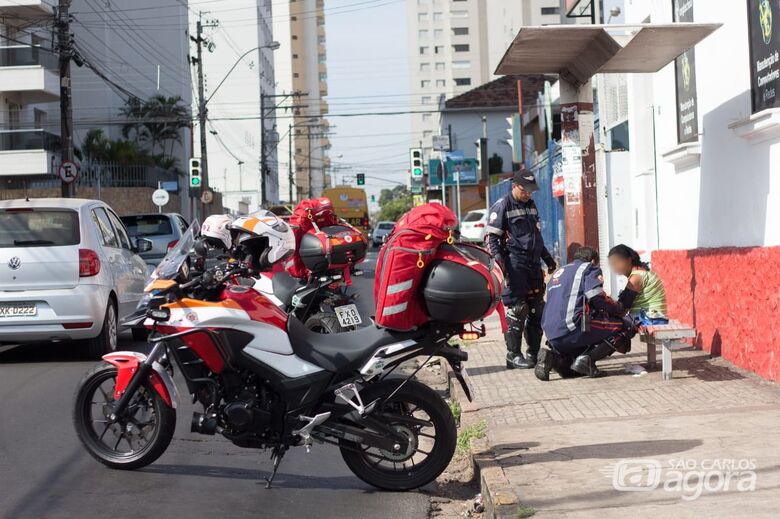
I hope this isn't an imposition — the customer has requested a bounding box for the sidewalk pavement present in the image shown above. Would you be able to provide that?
[458,315,780,518]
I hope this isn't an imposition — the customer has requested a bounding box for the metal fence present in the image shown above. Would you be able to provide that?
[8,162,179,191]
[489,141,566,263]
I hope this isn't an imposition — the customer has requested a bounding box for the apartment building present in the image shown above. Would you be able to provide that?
[0,0,59,177]
[0,0,192,182]
[407,0,559,156]
[274,0,330,202]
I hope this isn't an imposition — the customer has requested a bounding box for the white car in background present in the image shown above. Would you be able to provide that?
[460,209,488,242]
[371,221,395,247]
[0,199,151,356]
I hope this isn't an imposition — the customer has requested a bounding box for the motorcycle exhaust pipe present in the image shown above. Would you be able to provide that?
[191,412,217,435]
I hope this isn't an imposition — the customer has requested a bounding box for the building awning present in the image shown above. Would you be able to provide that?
[496,24,721,86]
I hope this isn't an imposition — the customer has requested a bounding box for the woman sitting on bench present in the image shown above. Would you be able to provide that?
[607,244,668,325]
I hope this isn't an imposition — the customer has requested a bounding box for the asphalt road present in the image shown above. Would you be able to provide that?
[0,249,431,519]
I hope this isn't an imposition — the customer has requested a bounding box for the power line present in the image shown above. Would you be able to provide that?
[72,0,402,26]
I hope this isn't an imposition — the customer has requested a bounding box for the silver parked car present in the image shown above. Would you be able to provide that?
[371,221,395,247]
[0,198,151,356]
[120,213,189,266]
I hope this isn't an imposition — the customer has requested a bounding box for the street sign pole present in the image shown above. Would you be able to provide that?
[441,156,446,210]
[455,167,462,223]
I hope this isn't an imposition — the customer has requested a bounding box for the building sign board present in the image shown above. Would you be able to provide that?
[748,0,780,113]
[674,0,699,143]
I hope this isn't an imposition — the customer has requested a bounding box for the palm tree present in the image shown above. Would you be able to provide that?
[81,129,110,162]
[119,97,148,145]
[141,95,189,158]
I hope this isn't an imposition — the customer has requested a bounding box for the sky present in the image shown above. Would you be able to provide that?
[324,0,410,212]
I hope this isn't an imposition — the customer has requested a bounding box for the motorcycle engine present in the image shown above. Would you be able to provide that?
[221,379,273,434]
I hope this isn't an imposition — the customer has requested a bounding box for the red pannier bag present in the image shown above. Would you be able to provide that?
[374,203,457,330]
[285,197,339,278]
[421,242,504,324]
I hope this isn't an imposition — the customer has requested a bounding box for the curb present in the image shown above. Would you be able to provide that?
[447,368,525,519]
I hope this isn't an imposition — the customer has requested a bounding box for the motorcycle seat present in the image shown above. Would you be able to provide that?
[287,316,423,373]
[272,272,303,308]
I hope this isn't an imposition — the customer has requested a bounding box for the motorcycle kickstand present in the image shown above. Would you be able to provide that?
[264,446,288,489]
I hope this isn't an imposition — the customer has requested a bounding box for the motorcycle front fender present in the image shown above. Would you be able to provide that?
[102,352,178,408]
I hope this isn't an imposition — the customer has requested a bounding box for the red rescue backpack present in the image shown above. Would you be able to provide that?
[374,203,457,330]
[285,198,340,278]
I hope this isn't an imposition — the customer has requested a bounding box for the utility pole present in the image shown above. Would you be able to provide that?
[260,93,267,207]
[56,0,74,198]
[288,123,294,203]
[190,13,217,216]
[307,124,313,198]
[194,18,209,193]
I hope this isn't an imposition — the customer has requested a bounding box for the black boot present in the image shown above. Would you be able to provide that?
[534,348,560,381]
[505,332,533,369]
[570,342,615,378]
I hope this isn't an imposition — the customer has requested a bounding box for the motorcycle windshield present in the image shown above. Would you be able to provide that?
[148,219,200,283]
[124,220,200,325]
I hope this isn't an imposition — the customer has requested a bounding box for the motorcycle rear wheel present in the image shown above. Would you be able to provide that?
[304,312,348,334]
[339,379,456,491]
[73,363,176,470]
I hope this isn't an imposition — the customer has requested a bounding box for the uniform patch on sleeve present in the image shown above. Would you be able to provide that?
[489,212,498,223]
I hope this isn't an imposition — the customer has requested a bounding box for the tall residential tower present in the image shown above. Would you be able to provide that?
[406,0,560,156]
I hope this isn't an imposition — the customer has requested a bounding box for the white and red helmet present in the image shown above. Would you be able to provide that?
[200,214,234,251]
[231,210,295,268]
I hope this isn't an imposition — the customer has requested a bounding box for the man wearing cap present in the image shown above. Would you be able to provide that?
[486,171,557,369]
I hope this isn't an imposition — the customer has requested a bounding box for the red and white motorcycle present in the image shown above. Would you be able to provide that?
[73,216,476,490]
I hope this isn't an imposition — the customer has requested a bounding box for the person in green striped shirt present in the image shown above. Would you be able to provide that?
[607,244,668,323]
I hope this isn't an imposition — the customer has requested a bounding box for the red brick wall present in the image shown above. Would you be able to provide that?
[653,246,780,382]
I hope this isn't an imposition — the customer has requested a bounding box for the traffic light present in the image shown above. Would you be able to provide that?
[189,158,202,188]
[475,138,488,181]
[410,148,423,177]
[357,173,365,185]
[370,194,376,202]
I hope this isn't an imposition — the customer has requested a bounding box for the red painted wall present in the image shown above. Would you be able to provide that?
[653,246,780,382]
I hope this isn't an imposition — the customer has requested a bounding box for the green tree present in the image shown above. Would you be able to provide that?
[119,97,148,144]
[118,95,189,170]
[78,128,155,166]
[141,95,189,158]
[377,185,413,222]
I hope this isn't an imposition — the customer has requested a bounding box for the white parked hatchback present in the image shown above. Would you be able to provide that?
[460,209,488,243]
[0,198,151,356]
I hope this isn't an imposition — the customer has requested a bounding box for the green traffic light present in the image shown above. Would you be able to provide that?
[191,177,201,186]
[413,168,422,176]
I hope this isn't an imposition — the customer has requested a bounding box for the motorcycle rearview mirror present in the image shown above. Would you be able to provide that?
[146,307,170,322]
[135,238,153,253]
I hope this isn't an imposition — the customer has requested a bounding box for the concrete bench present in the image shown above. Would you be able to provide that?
[638,322,696,380]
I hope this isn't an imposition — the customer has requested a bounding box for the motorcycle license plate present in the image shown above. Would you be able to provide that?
[0,302,37,318]
[335,304,362,327]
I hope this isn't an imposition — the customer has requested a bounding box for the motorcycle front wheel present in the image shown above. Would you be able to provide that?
[73,362,176,470]
[339,378,457,491]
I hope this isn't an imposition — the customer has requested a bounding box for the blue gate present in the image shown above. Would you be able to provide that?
[488,141,566,263]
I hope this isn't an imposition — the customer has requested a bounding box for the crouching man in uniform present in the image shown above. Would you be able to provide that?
[486,170,557,369]
[536,246,636,380]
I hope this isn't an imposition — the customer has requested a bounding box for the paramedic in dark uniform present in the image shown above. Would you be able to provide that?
[536,246,636,380]
[486,170,557,370]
